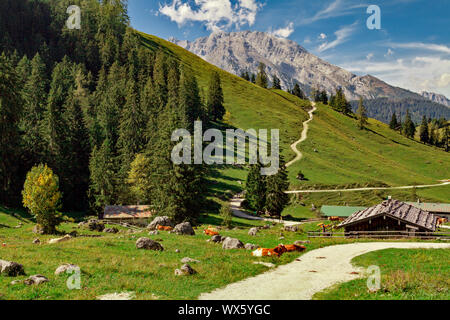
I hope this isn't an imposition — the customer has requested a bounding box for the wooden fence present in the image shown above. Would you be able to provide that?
[307,230,450,240]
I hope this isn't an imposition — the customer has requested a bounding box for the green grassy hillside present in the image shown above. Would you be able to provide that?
[139,33,449,190]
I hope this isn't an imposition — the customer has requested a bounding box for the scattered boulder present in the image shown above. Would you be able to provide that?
[148,230,159,236]
[294,240,311,245]
[135,237,164,251]
[279,236,285,240]
[222,237,244,250]
[48,234,72,244]
[261,225,271,230]
[253,262,275,268]
[55,264,79,276]
[86,219,105,232]
[181,257,200,264]
[175,249,180,253]
[24,275,48,286]
[245,243,259,251]
[173,222,195,235]
[148,216,174,230]
[97,292,136,300]
[284,225,299,232]
[10,280,23,285]
[32,238,40,245]
[248,228,258,236]
[0,260,25,277]
[211,235,225,243]
[104,227,118,234]
[174,264,197,276]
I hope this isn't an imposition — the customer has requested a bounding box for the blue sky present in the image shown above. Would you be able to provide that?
[129,0,450,97]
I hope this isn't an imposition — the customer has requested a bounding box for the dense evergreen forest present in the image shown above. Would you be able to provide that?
[0,0,219,222]
[349,97,450,125]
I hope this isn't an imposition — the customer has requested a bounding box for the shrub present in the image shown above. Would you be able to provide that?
[22,164,62,234]
[220,203,233,228]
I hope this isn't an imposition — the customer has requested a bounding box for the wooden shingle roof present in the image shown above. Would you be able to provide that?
[338,199,438,232]
[103,205,154,219]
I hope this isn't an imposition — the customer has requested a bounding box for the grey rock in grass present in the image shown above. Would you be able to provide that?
[294,240,310,245]
[248,227,258,236]
[24,275,48,286]
[135,237,164,251]
[175,264,197,276]
[148,216,174,230]
[284,225,299,232]
[222,237,244,250]
[104,227,119,234]
[173,222,195,235]
[211,235,225,243]
[181,257,200,264]
[148,230,159,236]
[244,243,259,251]
[55,264,79,275]
[32,238,40,245]
[0,260,25,277]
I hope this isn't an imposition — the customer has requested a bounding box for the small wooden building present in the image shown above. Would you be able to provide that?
[338,199,438,233]
[101,205,154,224]
[406,202,450,219]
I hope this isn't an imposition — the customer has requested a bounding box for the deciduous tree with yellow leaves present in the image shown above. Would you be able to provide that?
[22,164,62,234]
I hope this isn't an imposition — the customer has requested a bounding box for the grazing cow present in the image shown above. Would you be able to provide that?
[157,225,173,232]
[283,244,307,253]
[328,216,345,222]
[204,229,219,236]
[252,245,288,257]
[437,217,448,226]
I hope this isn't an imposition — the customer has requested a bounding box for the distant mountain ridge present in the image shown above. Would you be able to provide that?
[170,31,421,101]
[421,91,450,107]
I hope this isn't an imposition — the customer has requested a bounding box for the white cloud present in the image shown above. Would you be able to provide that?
[317,22,358,52]
[159,0,263,32]
[388,42,450,54]
[366,53,374,60]
[341,55,450,97]
[319,33,327,40]
[269,22,295,38]
[299,0,366,25]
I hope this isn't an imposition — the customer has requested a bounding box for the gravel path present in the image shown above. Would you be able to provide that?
[230,196,301,227]
[198,242,450,300]
[286,103,317,168]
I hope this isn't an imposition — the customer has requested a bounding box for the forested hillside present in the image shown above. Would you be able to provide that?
[0,0,209,222]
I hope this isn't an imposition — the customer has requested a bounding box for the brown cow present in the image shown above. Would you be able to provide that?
[157,225,173,232]
[437,217,448,227]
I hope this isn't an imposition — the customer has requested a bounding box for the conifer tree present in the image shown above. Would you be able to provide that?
[402,110,416,138]
[389,113,399,130]
[0,53,23,205]
[22,53,48,168]
[419,115,429,144]
[292,83,304,99]
[245,163,267,214]
[272,75,281,89]
[207,71,225,122]
[356,97,368,130]
[255,62,268,88]
[265,156,289,218]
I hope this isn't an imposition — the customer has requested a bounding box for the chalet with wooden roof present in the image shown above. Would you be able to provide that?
[101,205,154,222]
[338,199,438,233]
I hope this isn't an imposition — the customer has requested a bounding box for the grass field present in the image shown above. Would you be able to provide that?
[137,33,449,221]
[288,103,450,188]
[0,207,341,300]
[314,248,450,300]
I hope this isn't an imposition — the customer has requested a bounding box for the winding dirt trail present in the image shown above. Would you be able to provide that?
[198,242,450,300]
[286,103,317,168]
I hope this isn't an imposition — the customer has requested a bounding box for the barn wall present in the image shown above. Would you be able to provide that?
[345,216,413,232]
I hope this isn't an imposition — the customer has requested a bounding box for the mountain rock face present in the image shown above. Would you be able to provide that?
[171,31,419,101]
[421,91,450,107]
